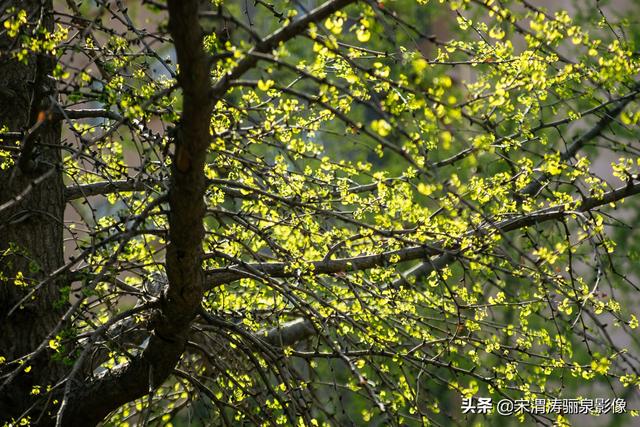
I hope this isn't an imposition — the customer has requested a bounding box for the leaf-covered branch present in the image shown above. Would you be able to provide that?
[206,180,640,287]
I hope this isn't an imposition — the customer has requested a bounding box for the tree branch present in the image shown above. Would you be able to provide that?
[1,109,123,144]
[53,108,123,122]
[64,177,387,201]
[210,0,357,99]
[207,244,443,287]
[261,318,316,347]
[64,179,162,200]
[521,81,640,196]
[207,180,640,287]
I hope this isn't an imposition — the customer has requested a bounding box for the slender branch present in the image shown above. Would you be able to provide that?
[396,180,640,285]
[64,179,162,200]
[0,131,23,141]
[521,81,640,196]
[210,0,357,99]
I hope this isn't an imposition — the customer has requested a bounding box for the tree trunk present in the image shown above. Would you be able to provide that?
[0,1,67,424]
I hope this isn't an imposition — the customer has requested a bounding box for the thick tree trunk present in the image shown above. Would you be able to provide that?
[0,1,67,424]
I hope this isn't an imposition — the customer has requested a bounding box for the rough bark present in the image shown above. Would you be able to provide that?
[0,0,67,424]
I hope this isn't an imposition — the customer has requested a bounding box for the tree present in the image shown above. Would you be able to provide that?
[1,0,640,425]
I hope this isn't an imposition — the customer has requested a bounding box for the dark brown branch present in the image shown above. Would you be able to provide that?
[210,0,357,100]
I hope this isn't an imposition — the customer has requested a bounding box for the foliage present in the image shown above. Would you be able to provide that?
[1,0,640,425]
